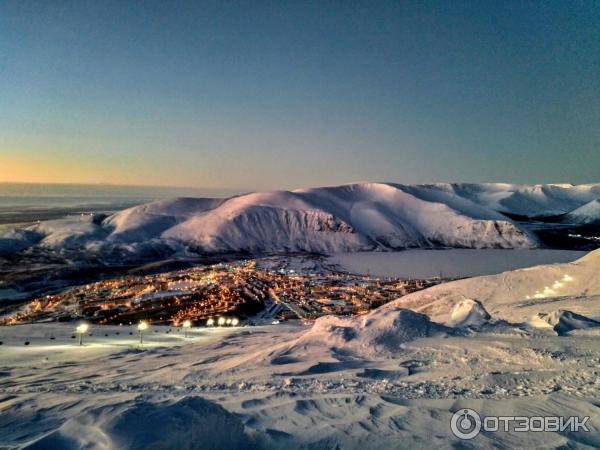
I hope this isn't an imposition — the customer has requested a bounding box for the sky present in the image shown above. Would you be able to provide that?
[1,0,599,191]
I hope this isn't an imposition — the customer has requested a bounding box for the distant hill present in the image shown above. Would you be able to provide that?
[2,182,600,260]
[563,199,600,224]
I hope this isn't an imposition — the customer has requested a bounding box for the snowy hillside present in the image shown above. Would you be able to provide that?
[2,182,600,259]
[563,199,600,224]
[386,248,600,324]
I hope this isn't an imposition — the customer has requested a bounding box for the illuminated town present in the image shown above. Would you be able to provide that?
[3,257,442,327]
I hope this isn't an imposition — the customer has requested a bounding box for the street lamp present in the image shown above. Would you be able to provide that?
[75,323,89,346]
[231,318,239,326]
[226,318,232,326]
[137,320,149,345]
[206,318,215,327]
[182,319,192,338]
[217,317,226,327]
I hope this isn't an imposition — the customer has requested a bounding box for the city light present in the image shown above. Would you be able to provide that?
[231,317,239,326]
[75,322,89,346]
[137,320,149,344]
[182,319,192,337]
[217,317,226,326]
[4,258,425,328]
[527,273,577,301]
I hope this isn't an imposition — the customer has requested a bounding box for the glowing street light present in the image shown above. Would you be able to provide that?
[137,320,149,345]
[231,318,239,326]
[75,323,89,346]
[206,318,215,327]
[217,317,226,327]
[182,319,192,338]
[226,318,232,325]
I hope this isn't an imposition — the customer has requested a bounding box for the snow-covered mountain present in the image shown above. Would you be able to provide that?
[439,183,600,217]
[1,182,599,259]
[563,199,600,224]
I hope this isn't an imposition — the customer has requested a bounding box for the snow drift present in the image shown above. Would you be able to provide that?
[24,396,251,450]
[297,307,450,356]
[447,298,492,328]
[530,309,600,335]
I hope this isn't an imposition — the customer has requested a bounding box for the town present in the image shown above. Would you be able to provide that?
[3,257,443,327]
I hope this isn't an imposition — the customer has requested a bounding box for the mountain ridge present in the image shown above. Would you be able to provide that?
[1,182,599,260]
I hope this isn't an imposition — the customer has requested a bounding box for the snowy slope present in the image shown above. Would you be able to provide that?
[36,215,109,249]
[162,190,370,253]
[563,199,600,224]
[3,182,600,259]
[387,248,600,323]
[104,197,224,243]
[295,183,531,249]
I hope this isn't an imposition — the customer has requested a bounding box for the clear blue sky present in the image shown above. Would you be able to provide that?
[1,0,599,190]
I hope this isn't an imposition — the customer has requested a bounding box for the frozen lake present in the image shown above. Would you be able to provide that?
[327,249,587,278]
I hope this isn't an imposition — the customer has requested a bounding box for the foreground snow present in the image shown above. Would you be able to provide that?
[3,250,600,448]
[1,321,599,449]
